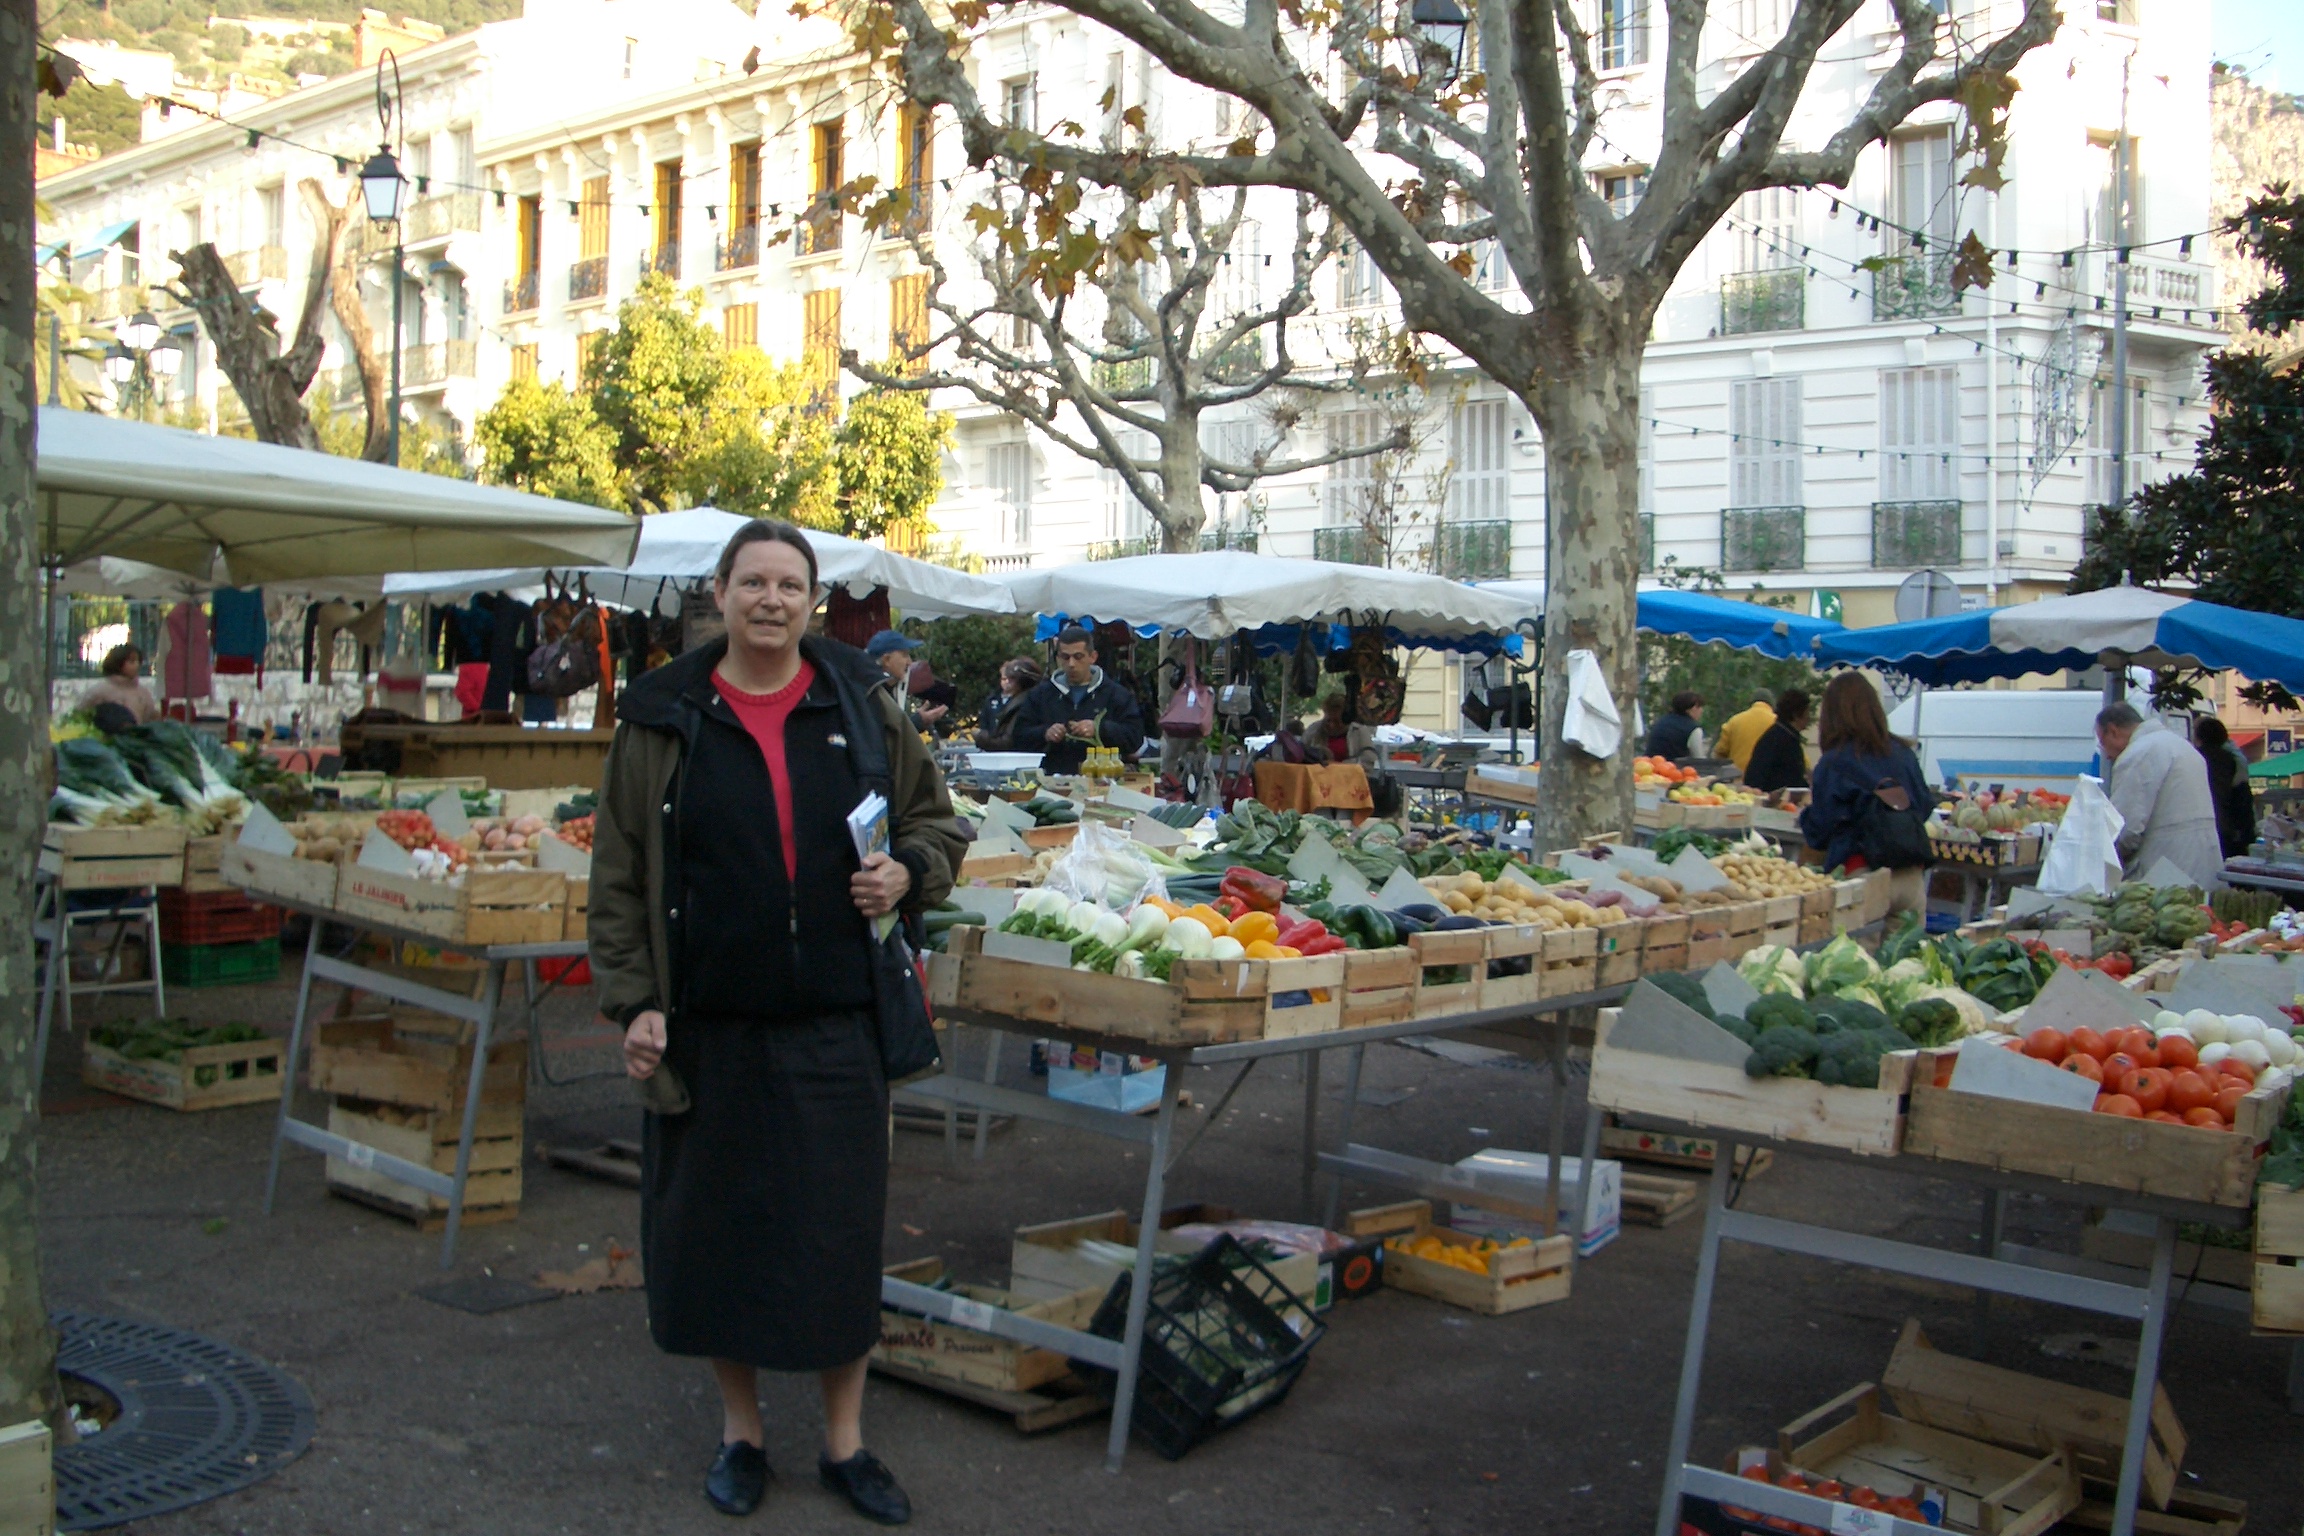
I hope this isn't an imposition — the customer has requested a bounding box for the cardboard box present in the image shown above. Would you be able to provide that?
[876,1259,1104,1393]
[1442,1148,1621,1258]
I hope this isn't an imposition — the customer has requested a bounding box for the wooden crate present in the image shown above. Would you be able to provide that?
[324,1096,523,1219]
[1600,1121,1773,1177]
[221,837,342,908]
[1597,922,1644,987]
[2060,1485,2245,1536]
[1465,767,1542,807]
[1172,952,1346,1041]
[2080,1215,2258,1290]
[1344,1199,1571,1316]
[1008,1207,1319,1322]
[1479,924,1546,1010]
[0,1420,52,1536]
[1776,1384,2080,1536]
[390,775,491,804]
[938,929,1263,1045]
[1410,928,1485,1019]
[1538,925,1599,999]
[1021,823,1079,850]
[562,877,589,942]
[40,823,186,890]
[1880,1318,2182,1510]
[1588,1007,1941,1156]
[876,1259,1104,1394]
[306,1015,527,1114]
[1643,942,1690,976]
[1342,946,1418,1028]
[1761,894,1803,929]
[336,865,567,946]
[1900,1073,2290,1209]
[83,1033,285,1112]
[2255,1183,2304,1336]
[181,834,233,894]
[958,849,1033,883]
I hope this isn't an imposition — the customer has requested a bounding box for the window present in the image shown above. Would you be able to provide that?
[2086,376,2150,506]
[803,287,843,386]
[1324,408,1385,535]
[1879,367,1960,502]
[1729,377,1802,507]
[988,439,1033,546]
[1887,128,1954,248]
[451,127,475,188]
[723,302,758,351]
[516,194,543,281]
[1204,417,1262,524]
[443,274,469,342]
[728,142,760,231]
[1336,242,1385,307]
[622,37,637,78]
[410,135,431,188]
[1730,0,1786,39]
[1599,0,1648,69]
[1003,76,1037,133]
[1448,399,1511,524]
[177,203,202,255]
[1732,186,1797,271]
[579,176,610,260]
[1637,387,1655,523]
[889,273,930,370]
[1210,221,1262,321]
[2086,131,2142,247]
[577,330,606,377]
[510,343,537,383]
[652,160,682,272]
[2094,0,2136,22]
[258,183,284,249]
[1596,168,1648,220]
[896,105,932,230]
[805,122,843,254]
[1100,430,1155,545]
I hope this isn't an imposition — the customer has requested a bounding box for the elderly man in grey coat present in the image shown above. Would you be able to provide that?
[2096,703,2225,890]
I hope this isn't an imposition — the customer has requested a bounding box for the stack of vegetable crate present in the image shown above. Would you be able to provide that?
[305,1006,528,1228]
[157,887,284,990]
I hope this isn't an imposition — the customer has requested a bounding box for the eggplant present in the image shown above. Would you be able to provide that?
[1393,903,1448,925]
[1431,914,1490,932]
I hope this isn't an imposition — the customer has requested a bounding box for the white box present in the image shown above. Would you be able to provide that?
[1446,1149,1622,1258]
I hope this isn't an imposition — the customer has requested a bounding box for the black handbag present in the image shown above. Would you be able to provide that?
[872,917,942,1085]
[1857,778,1934,869]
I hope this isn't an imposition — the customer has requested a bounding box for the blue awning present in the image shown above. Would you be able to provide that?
[1033,612,1524,658]
[1476,581,1844,660]
[72,219,138,263]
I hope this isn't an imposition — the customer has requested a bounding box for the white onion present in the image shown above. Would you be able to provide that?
[2230,1038,2273,1071]
[2154,1010,2188,1032]
[2189,1013,2228,1045]
[2265,1031,2299,1068]
[2224,1014,2267,1044]
[2199,1042,2232,1068]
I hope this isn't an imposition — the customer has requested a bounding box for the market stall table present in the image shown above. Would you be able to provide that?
[254,891,588,1265]
[1250,761,1374,818]
[2219,860,2304,901]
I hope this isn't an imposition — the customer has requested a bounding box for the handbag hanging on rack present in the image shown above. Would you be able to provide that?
[527,575,605,698]
[1158,638,1215,738]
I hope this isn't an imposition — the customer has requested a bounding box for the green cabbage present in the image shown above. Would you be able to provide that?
[1803,932,1880,997]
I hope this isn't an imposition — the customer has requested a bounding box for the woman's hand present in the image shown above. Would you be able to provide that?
[851,852,911,917]
[622,1010,667,1080]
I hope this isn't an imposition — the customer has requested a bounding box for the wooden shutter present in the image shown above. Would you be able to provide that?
[804,288,843,385]
[889,274,929,371]
[722,303,758,352]
[579,177,610,260]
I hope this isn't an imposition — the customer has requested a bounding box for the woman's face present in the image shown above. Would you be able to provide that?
[118,653,141,682]
[714,540,815,660]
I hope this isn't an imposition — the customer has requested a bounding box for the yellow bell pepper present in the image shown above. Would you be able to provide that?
[1183,904,1231,938]
[1228,911,1280,946]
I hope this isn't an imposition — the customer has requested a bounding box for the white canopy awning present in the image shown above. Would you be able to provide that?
[379,506,1016,620]
[1001,551,1533,647]
[35,408,641,583]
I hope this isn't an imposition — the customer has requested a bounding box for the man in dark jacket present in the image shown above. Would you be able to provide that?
[1645,690,1705,760]
[1009,626,1146,774]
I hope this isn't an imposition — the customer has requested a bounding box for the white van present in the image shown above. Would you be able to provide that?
[1886,689,2109,791]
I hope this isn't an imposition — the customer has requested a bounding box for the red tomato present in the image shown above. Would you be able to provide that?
[2061,1054,2106,1083]
[2103,1052,2141,1080]
[2119,1070,2169,1114]
[1848,1488,1882,1510]
[2156,1034,2200,1071]
[2217,1058,2258,1087]
[2183,1106,2226,1128]
[1741,1465,1773,1483]
[2067,1026,2111,1061]
[2147,1110,2186,1124]
[2095,1093,2144,1117]
[2109,1027,2149,1057]
[2023,1028,2068,1063]
[2213,1084,2248,1122]
[2166,1070,2216,1114]
[1810,1481,1845,1501]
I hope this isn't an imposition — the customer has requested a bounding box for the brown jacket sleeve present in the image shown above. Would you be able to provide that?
[586,723,663,1026]
[877,691,966,914]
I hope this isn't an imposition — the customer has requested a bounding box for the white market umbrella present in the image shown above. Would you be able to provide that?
[381,507,1016,620]
[35,407,640,583]
[1004,550,1530,649]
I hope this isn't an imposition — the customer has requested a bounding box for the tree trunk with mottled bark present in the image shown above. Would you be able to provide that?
[167,240,326,449]
[309,182,391,462]
[1,0,61,1435]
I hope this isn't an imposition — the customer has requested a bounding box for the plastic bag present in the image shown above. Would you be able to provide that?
[1041,815,1171,910]
[1559,649,1622,760]
[2036,774,2124,898]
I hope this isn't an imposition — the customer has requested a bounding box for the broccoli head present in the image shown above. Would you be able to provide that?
[1745,1024,1820,1079]
[1744,993,1817,1035]
[1894,997,1965,1048]
[1810,995,1894,1036]
[1812,1027,1909,1088]
[1648,971,1718,1022]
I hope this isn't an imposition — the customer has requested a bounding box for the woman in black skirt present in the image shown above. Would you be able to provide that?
[589,520,965,1523]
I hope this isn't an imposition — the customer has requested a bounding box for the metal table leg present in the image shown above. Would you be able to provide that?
[436,960,507,1268]
[1543,1017,1567,1238]
[1299,1049,1322,1221]
[2108,1218,2178,1536]
[1653,1142,1738,1536]
[144,892,166,1017]
[1319,1043,1368,1230]
[972,1030,1001,1161]
[943,1026,963,1161]
[1104,1077,1183,1472]
[265,918,327,1215]
[1569,1096,1603,1284]
[32,882,61,1093]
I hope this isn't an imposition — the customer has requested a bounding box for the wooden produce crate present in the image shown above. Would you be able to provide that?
[1599,1121,1773,1177]
[1409,928,1485,1019]
[1588,1006,1944,1157]
[336,865,568,947]
[181,834,232,894]
[876,1258,1104,1395]
[2079,1213,2258,1290]
[2060,1485,2245,1536]
[2256,1182,2304,1336]
[306,1014,527,1115]
[1833,877,1866,920]
[933,927,1266,1046]
[1341,946,1418,1028]
[1171,952,1346,1041]
[562,877,589,942]
[0,1420,52,1536]
[1465,767,1542,808]
[1343,1199,1570,1316]
[221,836,343,908]
[1596,920,1644,987]
[390,775,490,804]
[1880,1319,2183,1511]
[1008,1207,1320,1324]
[1899,1071,2291,1209]
[82,1031,285,1111]
[1687,907,1734,970]
[1479,924,1545,1010]
[1775,1384,2079,1536]
[1537,925,1599,999]
[1021,823,1079,851]
[40,823,187,890]
[958,849,1033,884]
[1861,868,1895,925]
[324,1096,523,1225]
[1640,912,1691,978]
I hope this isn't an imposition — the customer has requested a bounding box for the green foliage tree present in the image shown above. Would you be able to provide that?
[33,77,141,155]
[2072,189,2304,708]
[895,612,1043,735]
[310,393,470,478]
[473,379,626,508]
[582,275,733,512]
[1636,562,1820,732]
[832,386,952,539]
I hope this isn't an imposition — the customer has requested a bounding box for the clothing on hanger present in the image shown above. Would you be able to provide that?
[481,594,536,712]
[162,601,213,700]
[307,601,388,686]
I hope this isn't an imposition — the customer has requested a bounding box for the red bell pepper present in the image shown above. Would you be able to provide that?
[1275,917,1327,950]
[1296,934,1348,957]
[1219,865,1287,913]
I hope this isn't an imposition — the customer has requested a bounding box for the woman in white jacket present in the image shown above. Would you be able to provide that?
[2096,704,2224,890]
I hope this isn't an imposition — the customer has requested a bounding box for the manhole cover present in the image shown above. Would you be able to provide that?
[51,1310,315,1531]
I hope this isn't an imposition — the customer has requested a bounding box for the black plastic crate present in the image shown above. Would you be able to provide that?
[1082,1234,1325,1460]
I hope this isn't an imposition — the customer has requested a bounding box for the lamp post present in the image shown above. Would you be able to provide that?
[104,312,183,418]
[360,50,409,467]
[1410,0,1468,82]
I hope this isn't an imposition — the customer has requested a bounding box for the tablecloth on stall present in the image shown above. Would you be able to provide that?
[1252,762,1374,818]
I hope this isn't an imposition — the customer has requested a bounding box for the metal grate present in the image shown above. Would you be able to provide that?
[1720,268,1804,334]
[1871,250,1960,321]
[1721,505,1806,572]
[52,1310,315,1531]
[1871,499,1962,568]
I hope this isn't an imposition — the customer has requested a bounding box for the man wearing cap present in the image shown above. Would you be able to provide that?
[1008,625,1146,775]
[866,631,947,734]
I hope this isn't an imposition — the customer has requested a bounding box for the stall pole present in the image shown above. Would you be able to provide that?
[1653,1146,1736,1536]
[263,918,328,1216]
[2110,1218,2177,1536]
[1103,1077,1182,1472]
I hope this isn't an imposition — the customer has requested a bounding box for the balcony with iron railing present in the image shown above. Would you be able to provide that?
[1870,250,1959,322]
[1720,267,1804,335]
[406,191,482,245]
[1721,506,1805,572]
[569,255,608,304]
[1871,500,1963,569]
[642,241,680,280]
[715,223,760,272]
[403,338,478,389]
[1433,519,1511,580]
[796,197,841,257]
[2074,250,2216,318]
[222,245,290,285]
[88,284,141,322]
[1090,525,1259,560]
[503,270,540,315]
[1313,525,1387,567]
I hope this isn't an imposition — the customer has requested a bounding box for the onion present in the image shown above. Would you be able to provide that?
[2199,1042,2231,1068]
[2154,1010,2187,1032]
[2224,1014,2267,1044]
[2265,1031,2299,1068]
[2229,1038,2273,1071]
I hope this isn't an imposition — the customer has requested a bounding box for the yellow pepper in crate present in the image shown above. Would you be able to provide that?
[1228,910,1280,947]
[1386,1232,1535,1275]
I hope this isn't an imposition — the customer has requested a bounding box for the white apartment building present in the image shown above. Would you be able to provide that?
[42,0,2222,646]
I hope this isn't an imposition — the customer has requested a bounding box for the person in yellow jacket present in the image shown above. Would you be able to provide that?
[1714,692,1777,773]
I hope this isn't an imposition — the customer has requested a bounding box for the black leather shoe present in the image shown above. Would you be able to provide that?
[706,1441,770,1517]
[818,1448,911,1525]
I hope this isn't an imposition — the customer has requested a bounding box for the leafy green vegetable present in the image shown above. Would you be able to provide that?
[1650,827,1730,862]
[1803,932,1880,998]
[1876,911,1929,969]
[1737,944,1806,999]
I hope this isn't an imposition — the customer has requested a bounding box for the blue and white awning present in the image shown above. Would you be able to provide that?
[1813,586,2304,691]
[71,219,139,263]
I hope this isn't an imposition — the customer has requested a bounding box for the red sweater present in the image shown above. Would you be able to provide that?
[711,660,816,882]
